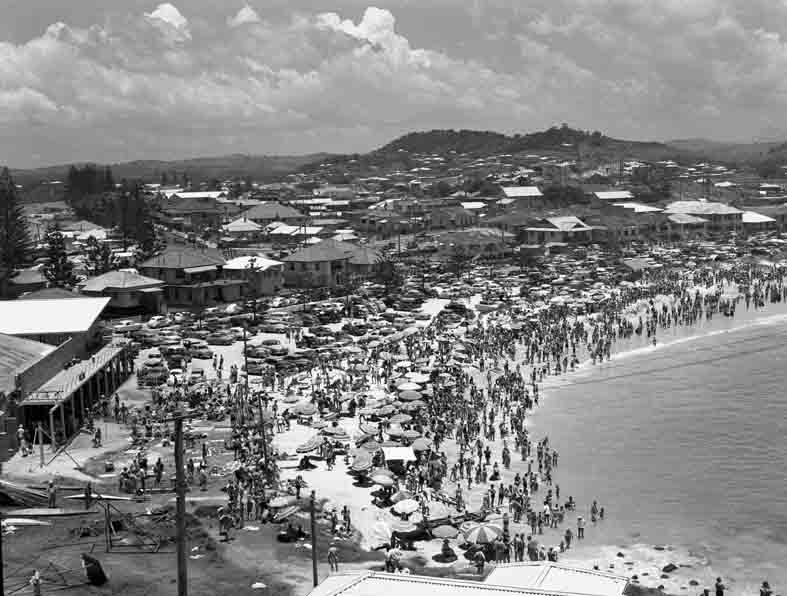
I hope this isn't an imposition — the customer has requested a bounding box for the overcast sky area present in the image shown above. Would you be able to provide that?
[3,0,787,167]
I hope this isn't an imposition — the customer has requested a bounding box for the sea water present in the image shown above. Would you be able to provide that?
[528,305,787,595]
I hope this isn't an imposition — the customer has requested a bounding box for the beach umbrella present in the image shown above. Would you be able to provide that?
[370,467,394,478]
[359,422,379,435]
[463,523,502,545]
[361,440,381,452]
[398,390,422,401]
[283,393,300,404]
[372,475,394,488]
[393,499,419,515]
[401,429,421,440]
[389,414,411,424]
[323,426,349,439]
[431,525,458,540]
[391,489,414,504]
[376,405,396,416]
[351,451,373,473]
[405,372,430,383]
[411,437,432,452]
[311,420,328,430]
[379,440,401,447]
[396,381,421,391]
[296,436,324,454]
[386,427,404,438]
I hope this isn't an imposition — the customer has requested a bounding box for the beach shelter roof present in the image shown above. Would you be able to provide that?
[485,563,629,596]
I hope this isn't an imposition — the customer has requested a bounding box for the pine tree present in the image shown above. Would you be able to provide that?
[0,167,33,296]
[84,235,112,276]
[42,227,77,288]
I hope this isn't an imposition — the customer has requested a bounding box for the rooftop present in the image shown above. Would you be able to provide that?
[223,255,283,271]
[82,270,165,293]
[593,191,634,201]
[486,563,628,596]
[308,568,626,596]
[0,334,54,395]
[741,211,776,224]
[283,239,358,263]
[664,201,742,216]
[502,186,543,199]
[222,218,262,233]
[612,202,663,213]
[667,213,708,225]
[139,248,225,271]
[20,342,127,406]
[0,297,110,336]
[243,202,304,221]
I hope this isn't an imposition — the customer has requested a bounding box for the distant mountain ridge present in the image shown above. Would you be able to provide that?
[11,153,333,190]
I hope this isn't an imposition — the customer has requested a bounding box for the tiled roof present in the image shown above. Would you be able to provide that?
[139,248,225,270]
[664,201,742,215]
[283,239,358,263]
[243,202,304,221]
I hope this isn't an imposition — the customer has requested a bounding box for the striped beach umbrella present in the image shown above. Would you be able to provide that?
[463,523,502,545]
[396,381,422,391]
[398,390,422,401]
[389,414,412,424]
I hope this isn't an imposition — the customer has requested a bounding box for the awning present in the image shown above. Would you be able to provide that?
[382,446,416,462]
[139,288,163,293]
[184,265,217,274]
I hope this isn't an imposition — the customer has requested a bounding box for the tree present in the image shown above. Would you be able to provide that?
[84,235,112,276]
[0,168,33,296]
[375,253,402,293]
[43,227,78,287]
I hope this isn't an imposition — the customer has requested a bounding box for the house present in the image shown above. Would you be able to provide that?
[157,195,228,230]
[524,216,594,245]
[243,202,306,226]
[138,248,244,307]
[7,268,47,298]
[663,201,742,233]
[221,217,263,239]
[282,239,360,288]
[222,255,284,296]
[428,206,477,229]
[665,213,709,239]
[501,186,544,207]
[80,270,164,313]
[738,204,787,232]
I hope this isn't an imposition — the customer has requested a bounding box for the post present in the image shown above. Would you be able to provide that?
[174,416,188,596]
[0,511,4,596]
[36,423,45,467]
[310,491,318,587]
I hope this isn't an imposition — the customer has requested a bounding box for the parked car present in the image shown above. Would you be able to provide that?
[113,320,142,334]
[206,333,234,346]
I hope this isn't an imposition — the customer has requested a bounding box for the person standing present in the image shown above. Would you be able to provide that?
[47,480,57,508]
[715,578,725,596]
[577,516,585,539]
[328,541,340,572]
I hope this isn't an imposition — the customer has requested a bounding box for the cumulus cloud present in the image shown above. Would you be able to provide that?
[3,1,787,165]
[228,5,261,28]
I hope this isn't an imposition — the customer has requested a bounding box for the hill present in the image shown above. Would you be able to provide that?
[377,127,674,159]
[10,153,332,196]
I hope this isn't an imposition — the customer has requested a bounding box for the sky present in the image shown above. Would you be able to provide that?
[3,0,787,167]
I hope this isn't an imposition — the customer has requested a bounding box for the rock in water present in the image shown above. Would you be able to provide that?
[662,563,678,573]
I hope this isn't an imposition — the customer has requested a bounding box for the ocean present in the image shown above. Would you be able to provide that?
[528,302,787,595]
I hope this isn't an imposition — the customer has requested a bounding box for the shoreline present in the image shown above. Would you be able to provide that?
[522,298,787,596]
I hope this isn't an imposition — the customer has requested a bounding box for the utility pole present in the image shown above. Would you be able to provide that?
[0,511,4,596]
[174,415,188,596]
[310,491,318,587]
